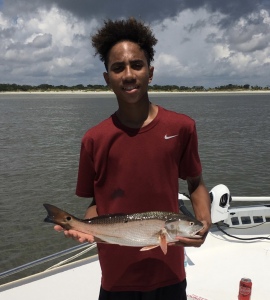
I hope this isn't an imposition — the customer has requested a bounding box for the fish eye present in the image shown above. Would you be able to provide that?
[66,216,71,221]
[189,222,194,226]
[170,224,175,230]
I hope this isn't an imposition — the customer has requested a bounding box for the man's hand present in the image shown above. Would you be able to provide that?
[54,225,95,243]
[176,175,212,248]
[172,220,211,247]
[53,204,97,243]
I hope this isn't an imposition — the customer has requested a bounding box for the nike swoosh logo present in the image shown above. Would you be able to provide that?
[164,134,178,140]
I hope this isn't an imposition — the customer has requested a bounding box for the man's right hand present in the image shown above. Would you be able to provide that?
[54,225,95,243]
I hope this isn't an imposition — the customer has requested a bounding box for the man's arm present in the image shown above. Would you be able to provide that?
[175,175,212,247]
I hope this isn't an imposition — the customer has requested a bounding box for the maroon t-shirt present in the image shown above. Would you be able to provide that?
[76,106,202,291]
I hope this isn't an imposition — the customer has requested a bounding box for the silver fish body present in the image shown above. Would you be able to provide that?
[44,204,203,253]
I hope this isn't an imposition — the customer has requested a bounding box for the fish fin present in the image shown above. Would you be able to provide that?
[93,237,108,243]
[175,234,202,240]
[140,245,159,251]
[159,232,168,255]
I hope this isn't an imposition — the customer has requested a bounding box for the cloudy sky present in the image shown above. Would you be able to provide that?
[1,0,270,87]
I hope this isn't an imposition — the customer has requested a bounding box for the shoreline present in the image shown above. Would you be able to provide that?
[1,90,270,95]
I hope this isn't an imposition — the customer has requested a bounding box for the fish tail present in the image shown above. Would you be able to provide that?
[43,203,74,230]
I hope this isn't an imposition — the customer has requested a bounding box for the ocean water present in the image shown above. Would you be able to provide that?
[0,92,269,284]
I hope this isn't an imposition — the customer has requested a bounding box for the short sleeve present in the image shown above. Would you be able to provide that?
[76,138,95,197]
[178,122,202,180]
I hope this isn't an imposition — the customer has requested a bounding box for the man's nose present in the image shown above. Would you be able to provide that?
[123,66,135,81]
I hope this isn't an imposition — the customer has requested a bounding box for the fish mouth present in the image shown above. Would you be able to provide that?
[189,232,203,239]
[188,225,205,238]
[192,234,202,239]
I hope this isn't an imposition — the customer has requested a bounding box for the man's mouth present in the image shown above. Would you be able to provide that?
[123,85,139,91]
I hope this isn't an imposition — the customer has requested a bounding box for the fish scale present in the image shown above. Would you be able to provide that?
[84,218,165,246]
[82,211,188,246]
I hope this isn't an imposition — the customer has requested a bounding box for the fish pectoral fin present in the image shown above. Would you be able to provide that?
[140,245,159,251]
[159,232,168,255]
[140,231,168,255]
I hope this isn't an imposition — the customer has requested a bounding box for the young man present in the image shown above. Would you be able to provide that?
[55,18,211,300]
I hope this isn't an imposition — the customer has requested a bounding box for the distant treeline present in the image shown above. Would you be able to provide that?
[0,83,269,92]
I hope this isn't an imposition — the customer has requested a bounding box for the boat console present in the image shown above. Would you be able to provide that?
[209,184,270,229]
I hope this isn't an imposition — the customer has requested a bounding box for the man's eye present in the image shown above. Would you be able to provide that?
[112,65,124,72]
[113,68,121,72]
[132,63,143,70]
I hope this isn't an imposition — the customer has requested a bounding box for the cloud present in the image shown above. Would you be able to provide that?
[30,33,52,48]
[226,10,270,53]
[151,7,270,87]
[0,6,101,84]
[3,0,270,25]
[0,0,270,87]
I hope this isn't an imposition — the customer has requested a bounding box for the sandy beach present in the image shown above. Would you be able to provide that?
[1,90,270,95]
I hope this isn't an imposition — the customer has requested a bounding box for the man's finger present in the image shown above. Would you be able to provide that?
[54,225,64,232]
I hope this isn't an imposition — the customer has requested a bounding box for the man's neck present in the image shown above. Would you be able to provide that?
[116,102,158,128]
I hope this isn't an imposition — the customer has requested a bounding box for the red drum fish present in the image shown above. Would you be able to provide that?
[44,204,203,255]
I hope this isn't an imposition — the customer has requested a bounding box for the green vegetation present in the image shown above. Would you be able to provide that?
[0,83,111,92]
[0,83,269,92]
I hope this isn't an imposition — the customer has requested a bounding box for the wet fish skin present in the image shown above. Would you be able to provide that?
[44,203,203,254]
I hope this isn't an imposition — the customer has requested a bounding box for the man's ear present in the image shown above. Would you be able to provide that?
[103,72,110,86]
[148,66,154,84]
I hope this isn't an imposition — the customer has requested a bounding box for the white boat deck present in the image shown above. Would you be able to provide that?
[1,187,270,300]
[0,255,101,300]
[185,224,270,299]
[1,224,269,300]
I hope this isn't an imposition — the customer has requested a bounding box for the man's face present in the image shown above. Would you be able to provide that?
[103,41,154,104]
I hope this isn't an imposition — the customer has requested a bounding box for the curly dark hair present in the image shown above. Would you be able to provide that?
[91,18,158,70]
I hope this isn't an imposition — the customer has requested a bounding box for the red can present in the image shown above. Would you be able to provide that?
[238,278,252,300]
